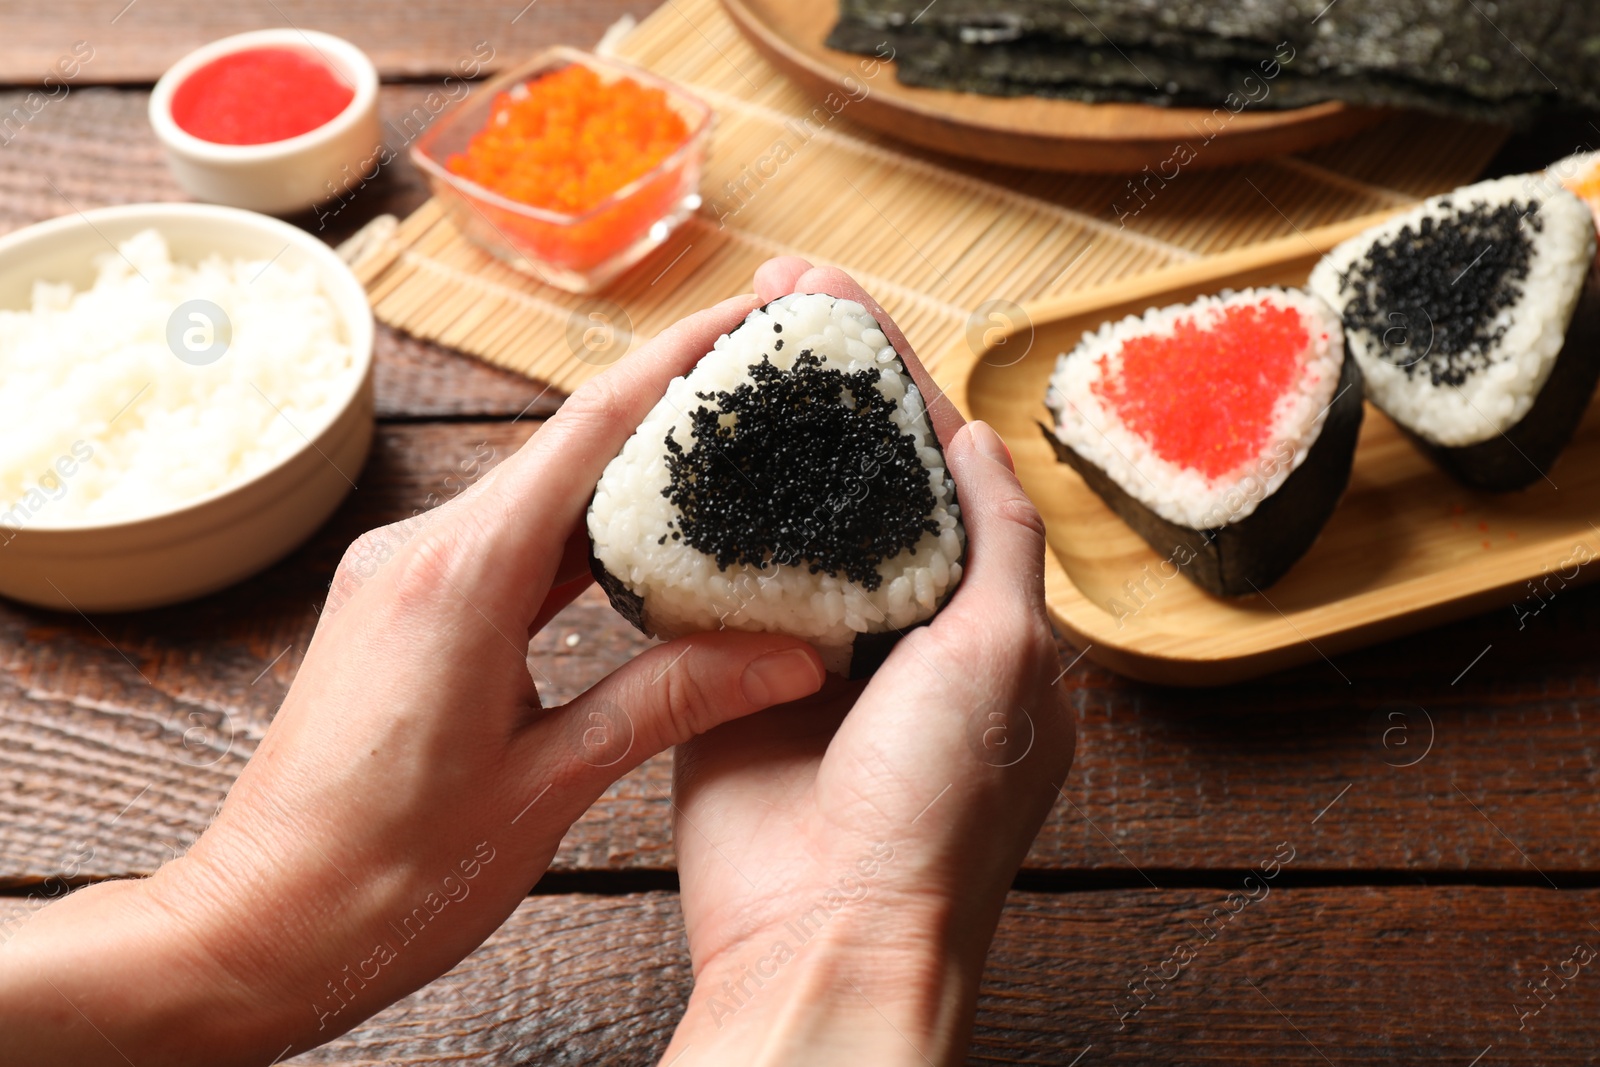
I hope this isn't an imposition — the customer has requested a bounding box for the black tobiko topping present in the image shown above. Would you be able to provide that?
[662,351,939,591]
[1337,198,1541,387]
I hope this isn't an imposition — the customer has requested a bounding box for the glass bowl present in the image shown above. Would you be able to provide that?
[411,47,713,293]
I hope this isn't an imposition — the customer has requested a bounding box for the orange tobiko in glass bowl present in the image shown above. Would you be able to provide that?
[411,47,713,293]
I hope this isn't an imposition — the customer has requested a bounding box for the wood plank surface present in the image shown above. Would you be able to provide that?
[374,324,563,421]
[0,83,565,421]
[2,84,433,244]
[6,10,1600,1064]
[7,886,1598,1063]
[0,1,660,84]
[352,0,1506,403]
[3,419,1598,883]
[2,81,1598,882]
[0,421,655,882]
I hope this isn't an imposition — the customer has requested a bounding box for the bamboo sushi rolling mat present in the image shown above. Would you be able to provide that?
[348,0,1509,398]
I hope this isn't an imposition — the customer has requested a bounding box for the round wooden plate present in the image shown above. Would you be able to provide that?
[719,0,1385,174]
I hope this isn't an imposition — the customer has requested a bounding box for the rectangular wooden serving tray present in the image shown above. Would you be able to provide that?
[948,212,1600,686]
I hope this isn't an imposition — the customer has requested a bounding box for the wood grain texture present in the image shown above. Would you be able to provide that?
[0,84,567,420]
[1,83,430,243]
[0,1,660,83]
[0,75,1594,876]
[0,421,654,884]
[3,404,1599,883]
[1,5,1598,1058]
[351,0,1505,405]
[9,886,1599,1063]
[956,219,1600,683]
[373,323,565,421]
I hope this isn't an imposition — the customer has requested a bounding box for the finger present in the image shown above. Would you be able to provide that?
[791,265,966,449]
[674,680,855,794]
[321,443,560,624]
[839,422,1068,789]
[937,420,1048,623]
[464,497,592,615]
[516,632,826,806]
[403,295,762,628]
[753,255,814,302]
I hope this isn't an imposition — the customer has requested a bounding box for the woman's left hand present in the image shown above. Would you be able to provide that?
[0,284,828,1067]
[659,259,1077,1067]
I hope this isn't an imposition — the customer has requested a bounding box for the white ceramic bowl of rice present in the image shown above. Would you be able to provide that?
[0,203,374,612]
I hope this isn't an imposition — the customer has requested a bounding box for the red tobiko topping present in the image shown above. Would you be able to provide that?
[171,46,354,146]
[1092,300,1313,480]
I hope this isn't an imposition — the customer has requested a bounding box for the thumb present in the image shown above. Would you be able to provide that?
[515,631,826,802]
[943,420,1048,614]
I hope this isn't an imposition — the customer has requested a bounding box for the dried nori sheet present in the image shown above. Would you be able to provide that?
[828,0,1600,123]
[1037,353,1366,598]
[834,23,1544,120]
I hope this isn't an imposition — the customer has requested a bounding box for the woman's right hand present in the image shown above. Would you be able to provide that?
[659,259,1077,1066]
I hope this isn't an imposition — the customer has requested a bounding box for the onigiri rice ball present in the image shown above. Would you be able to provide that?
[587,293,966,677]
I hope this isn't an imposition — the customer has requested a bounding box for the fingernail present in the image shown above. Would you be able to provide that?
[742,648,824,707]
[966,420,1014,472]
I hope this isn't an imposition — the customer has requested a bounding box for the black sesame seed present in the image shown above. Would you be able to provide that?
[662,351,939,591]
[773,323,783,333]
[1335,198,1542,387]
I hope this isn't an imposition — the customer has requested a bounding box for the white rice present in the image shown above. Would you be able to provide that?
[0,229,358,527]
[588,293,964,674]
[1046,287,1344,531]
[1310,173,1595,447]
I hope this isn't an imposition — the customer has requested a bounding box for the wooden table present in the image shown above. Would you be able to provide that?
[4,4,1600,1063]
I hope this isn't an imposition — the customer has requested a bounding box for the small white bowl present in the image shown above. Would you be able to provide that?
[0,203,374,612]
[149,30,381,217]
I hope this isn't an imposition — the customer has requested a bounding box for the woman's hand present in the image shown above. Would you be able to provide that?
[0,287,829,1066]
[661,260,1077,1066]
